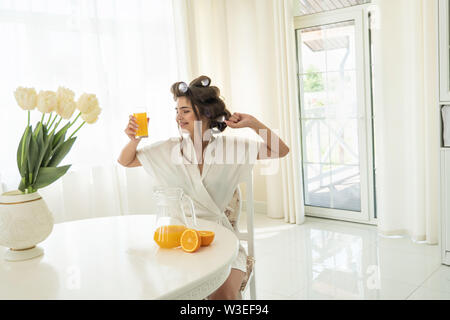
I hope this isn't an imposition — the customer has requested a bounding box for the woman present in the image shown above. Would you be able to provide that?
[118,75,289,300]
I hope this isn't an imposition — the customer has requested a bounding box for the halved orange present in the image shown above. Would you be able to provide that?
[199,231,215,246]
[180,229,201,253]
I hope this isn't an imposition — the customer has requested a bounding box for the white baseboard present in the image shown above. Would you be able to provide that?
[241,200,267,215]
[443,251,450,266]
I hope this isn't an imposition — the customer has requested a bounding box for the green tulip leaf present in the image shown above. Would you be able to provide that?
[47,137,77,168]
[53,130,66,152]
[16,126,26,169]
[53,121,72,149]
[42,123,48,137]
[16,125,30,177]
[45,129,66,166]
[34,121,44,149]
[18,177,27,192]
[27,133,39,183]
[33,131,55,184]
[33,165,71,190]
[42,132,55,167]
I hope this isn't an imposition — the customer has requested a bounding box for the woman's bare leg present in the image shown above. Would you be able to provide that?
[208,268,246,300]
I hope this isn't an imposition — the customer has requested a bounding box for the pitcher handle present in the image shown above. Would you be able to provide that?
[182,193,197,228]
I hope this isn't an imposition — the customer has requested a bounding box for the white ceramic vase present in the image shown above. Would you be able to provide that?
[0,190,53,261]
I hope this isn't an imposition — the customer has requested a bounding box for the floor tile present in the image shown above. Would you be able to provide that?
[293,276,418,300]
[368,242,441,286]
[252,254,310,297]
[407,286,450,300]
[376,235,440,257]
[421,265,450,293]
[246,290,293,300]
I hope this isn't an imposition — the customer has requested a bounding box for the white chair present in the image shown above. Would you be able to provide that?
[224,169,256,300]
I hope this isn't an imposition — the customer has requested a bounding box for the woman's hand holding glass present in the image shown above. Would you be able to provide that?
[125,115,149,142]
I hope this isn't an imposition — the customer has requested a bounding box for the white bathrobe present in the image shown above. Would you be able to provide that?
[136,132,261,273]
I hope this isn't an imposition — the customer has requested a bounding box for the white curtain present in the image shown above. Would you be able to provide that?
[371,0,439,243]
[173,0,305,224]
[272,0,304,224]
[0,0,179,222]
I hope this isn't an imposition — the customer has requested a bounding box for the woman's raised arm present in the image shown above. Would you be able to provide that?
[224,113,289,160]
[117,115,146,167]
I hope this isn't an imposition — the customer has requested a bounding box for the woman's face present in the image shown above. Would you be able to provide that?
[175,96,208,135]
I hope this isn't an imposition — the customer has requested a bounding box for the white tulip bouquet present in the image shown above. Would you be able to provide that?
[14,86,101,194]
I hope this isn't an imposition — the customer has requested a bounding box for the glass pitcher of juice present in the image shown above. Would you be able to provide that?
[152,186,197,248]
[133,107,148,138]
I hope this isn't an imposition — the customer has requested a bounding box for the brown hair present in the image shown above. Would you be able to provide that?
[170,75,231,132]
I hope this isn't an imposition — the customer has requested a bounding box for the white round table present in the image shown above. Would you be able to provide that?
[0,215,239,300]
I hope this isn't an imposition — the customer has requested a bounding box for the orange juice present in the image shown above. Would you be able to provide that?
[133,112,148,137]
[154,225,187,248]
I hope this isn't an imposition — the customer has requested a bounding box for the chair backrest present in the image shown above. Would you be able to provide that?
[224,170,256,300]
[234,171,255,262]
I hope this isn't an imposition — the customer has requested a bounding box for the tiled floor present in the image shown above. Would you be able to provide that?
[238,213,449,300]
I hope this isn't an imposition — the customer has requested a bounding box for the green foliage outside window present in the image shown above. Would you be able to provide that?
[303,66,324,92]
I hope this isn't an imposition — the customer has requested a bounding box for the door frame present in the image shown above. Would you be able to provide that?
[294,5,376,225]
[439,0,450,102]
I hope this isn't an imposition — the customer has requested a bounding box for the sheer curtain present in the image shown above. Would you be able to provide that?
[0,0,180,222]
[173,0,305,223]
[371,0,439,243]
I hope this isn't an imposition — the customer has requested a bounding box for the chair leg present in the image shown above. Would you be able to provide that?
[249,273,256,300]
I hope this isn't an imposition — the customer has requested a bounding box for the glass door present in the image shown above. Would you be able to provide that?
[295,10,373,222]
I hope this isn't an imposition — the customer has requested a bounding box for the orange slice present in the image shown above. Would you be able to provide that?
[199,231,215,246]
[154,225,187,248]
[180,229,201,253]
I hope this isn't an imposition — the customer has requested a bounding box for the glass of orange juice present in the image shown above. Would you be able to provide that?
[133,107,148,138]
